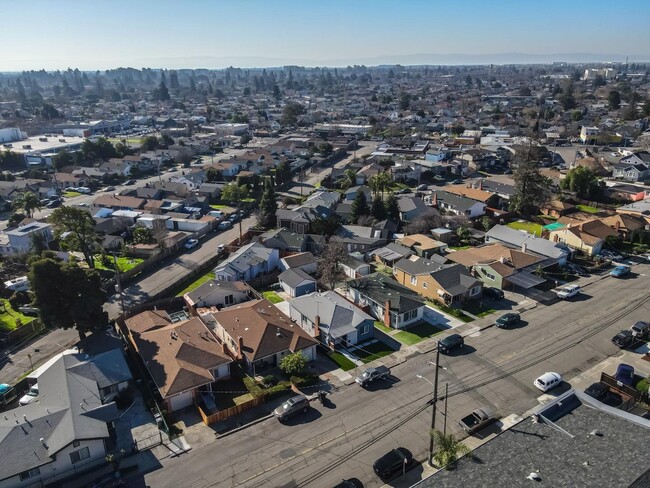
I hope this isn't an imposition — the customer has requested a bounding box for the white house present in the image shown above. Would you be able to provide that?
[214,242,279,281]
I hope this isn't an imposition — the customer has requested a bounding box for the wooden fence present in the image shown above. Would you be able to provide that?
[195,395,265,425]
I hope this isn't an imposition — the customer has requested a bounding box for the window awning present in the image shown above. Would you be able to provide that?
[506,270,546,289]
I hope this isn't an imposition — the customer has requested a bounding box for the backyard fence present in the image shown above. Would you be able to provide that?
[195,395,265,426]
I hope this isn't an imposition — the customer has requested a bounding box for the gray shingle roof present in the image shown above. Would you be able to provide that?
[348,273,425,314]
[433,190,483,212]
[394,256,448,276]
[430,263,481,295]
[279,268,316,288]
[486,225,570,260]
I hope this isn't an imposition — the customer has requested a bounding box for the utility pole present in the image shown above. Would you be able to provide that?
[443,382,449,435]
[112,252,125,315]
[429,344,441,467]
[237,185,243,246]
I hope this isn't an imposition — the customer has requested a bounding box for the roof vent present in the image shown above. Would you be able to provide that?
[589,430,604,437]
[526,472,541,481]
[276,328,282,337]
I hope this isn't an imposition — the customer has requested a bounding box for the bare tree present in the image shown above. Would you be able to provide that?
[317,239,347,290]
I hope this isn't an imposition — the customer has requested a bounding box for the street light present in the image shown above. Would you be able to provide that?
[417,345,448,467]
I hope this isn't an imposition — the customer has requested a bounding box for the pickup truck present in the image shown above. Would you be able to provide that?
[458,408,494,434]
[355,366,390,387]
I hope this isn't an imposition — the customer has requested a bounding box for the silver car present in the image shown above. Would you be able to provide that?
[273,395,309,422]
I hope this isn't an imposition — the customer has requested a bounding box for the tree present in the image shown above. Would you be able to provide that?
[351,190,370,223]
[220,182,248,203]
[431,430,471,469]
[318,143,333,157]
[240,133,252,145]
[28,256,107,340]
[385,192,400,222]
[368,171,392,198]
[132,225,155,244]
[404,211,442,235]
[279,351,308,377]
[310,215,341,237]
[140,135,160,152]
[558,81,576,110]
[480,216,494,232]
[371,194,386,220]
[13,192,40,218]
[258,179,278,228]
[608,90,621,110]
[560,166,602,199]
[317,239,347,290]
[205,167,222,182]
[281,101,305,126]
[275,160,292,185]
[510,145,553,215]
[49,206,102,268]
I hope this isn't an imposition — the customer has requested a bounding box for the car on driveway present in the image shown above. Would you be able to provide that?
[373,447,414,480]
[483,287,504,300]
[495,312,520,329]
[556,284,581,299]
[601,250,623,261]
[612,330,634,348]
[0,384,11,396]
[534,372,562,392]
[609,265,631,278]
[184,239,199,250]
[584,382,609,400]
[273,395,309,422]
[19,385,39,405]
[438,333,464,354]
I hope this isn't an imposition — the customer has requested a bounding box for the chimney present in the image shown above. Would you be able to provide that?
[478,180,483,191]
[384,300,392,328]
[521,242,527,253]
[614,220,620,232]
[237,336,244,354]
[221,341,228,356]
[314,315,320,335]
[431,193,438,208]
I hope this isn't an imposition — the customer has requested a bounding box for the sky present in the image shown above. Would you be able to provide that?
[2,0,650,71]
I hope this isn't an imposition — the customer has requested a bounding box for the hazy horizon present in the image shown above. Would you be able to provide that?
[1,0,649,71]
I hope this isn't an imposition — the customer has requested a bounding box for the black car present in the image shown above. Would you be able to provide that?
[124,179,136,185]
[333,478,364,488]
[373,447,414,480]
[438,334,464,354]
[483,287,505,300]
[612,330,634,348]
[46,200,61,209]
[495,312,520,328]
[584,382,609,400]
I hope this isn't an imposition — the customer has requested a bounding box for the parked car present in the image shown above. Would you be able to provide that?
[458,407,494,433]
[333,479,363,488]
[229,213,240,222]
[124,179,136,185]
[217,244,225,252]
[584,382,609,400]
[19,385,39,405]
[76,186,92,194]
[556,284,581,299]
[438,334,464,354]
[184,239,199,250]
[101,186,115,192]
[612,330,634,348]
[218,221,233,231]
[609,265,631,278]
[355,366,390,387]
[483,287,505,300]
[631,321,650,340]
[46,200,61,209]
[0,384,11,396]
[534,372,562,392]
[495,312,520,329]
[373,447,414,480]
[273,395,309,422]
[615,364,634,386]
[602,250,624,261]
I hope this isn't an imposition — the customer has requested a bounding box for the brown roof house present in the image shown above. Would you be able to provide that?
[547,219,618,256]
[124,311,232,412]
[207,299,318,376]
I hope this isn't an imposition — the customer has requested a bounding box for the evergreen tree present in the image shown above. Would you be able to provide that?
[371,194,386,220]
[511,144,553,216]
[385,192,400,222]
[351,190,370,223]
[258,179,278,228]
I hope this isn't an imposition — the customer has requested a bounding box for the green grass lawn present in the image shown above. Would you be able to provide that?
[262,290,284,303]
[354,340,395,364]
[63,191,81,198]
[394,322,443,345]
[327,351,357,371]
[175,271,216,296]
[94,255,144,273]
[427,301,473,323]
[373,321,392,334]
[107,137,143,145]
[448,245,471,251]
[241,198,256,203]
[576,204,599,214]
[461,301,497,318]
[506,221,544,236]
[0,299,35,332]
[209,204,234,211]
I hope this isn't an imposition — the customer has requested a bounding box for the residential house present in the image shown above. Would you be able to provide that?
[485,225,571,266]
[99,159,133,177]
[397,195,437,221]
[278,268,318,298]
[0,354,123,487]
[332,224,389,253]
[259,228,310,253]
[347,273,426,329]
[370,242,414,266]
[196,183,222,200]
[474,179,516,202]
[3,222,53,254]
[394,257,483,305]
[289,291,375,346]
[443,183,499,208]
[427,190,487,218]
[209,299,318,375]
[601,213,648,240]
[340,253,372,279]
[447,243,552,291]
[214,242,280,282]
[278,251,318,274]
[547,220,618,256]
[540,199,576,218]
[612,152,650,182]
[603,183,650,202]
[398,234,448,258]
[580,125,599,144]
[124,312,232,412]
[92,194,147,212]
[343,185,372,202]
[183,280,253,310]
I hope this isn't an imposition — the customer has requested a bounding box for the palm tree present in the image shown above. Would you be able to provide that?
[13,191,41,218]
[431,430,471,469]
[342,169,357,190]
[370,171,393,199]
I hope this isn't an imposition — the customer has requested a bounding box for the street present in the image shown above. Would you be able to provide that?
[143,267,650,488]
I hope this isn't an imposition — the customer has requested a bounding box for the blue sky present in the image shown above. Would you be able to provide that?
[2,0,649,70]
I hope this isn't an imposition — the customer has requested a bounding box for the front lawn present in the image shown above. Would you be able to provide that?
[576,204,599,214]
[175,271,216,296]
[393,322,443,345]
[94,255,144,273]
[63,191,81,198]
[506,221,544,236]
[461,300,497,318]
[327,351,357,371]
[353,340,395,364]
[0,300,35,332]
[374,321,392,334]
[262,290,284,304]
[427,301,473,323]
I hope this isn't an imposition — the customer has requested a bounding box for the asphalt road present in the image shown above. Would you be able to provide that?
[144,266,650,488]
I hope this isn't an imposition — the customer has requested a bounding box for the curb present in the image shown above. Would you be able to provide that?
[214,413,274,439]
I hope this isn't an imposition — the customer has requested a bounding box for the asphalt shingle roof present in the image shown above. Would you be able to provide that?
[348,273,425,314]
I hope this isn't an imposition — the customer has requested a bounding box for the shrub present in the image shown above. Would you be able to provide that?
[279,351,308,376]
[8,291,29,310]
[636,378,649,398]
[262,375,278,388]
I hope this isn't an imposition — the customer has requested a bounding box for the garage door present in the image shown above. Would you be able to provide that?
[169,391,193,411]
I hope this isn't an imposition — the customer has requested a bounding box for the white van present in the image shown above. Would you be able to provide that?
[207,210,225,219]
[76,187,92,194]
[4,276,29,292]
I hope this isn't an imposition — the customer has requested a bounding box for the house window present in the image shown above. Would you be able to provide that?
[362,324,370,335]
[73,440,80,448]
[19,468,40,481]
[410,275,417,285]
[422,282,428,289]
[224,294,234,305]
[485,272,496,281]
[469,286,481,296]
[70,447,90,464]
[101,384,119,397]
